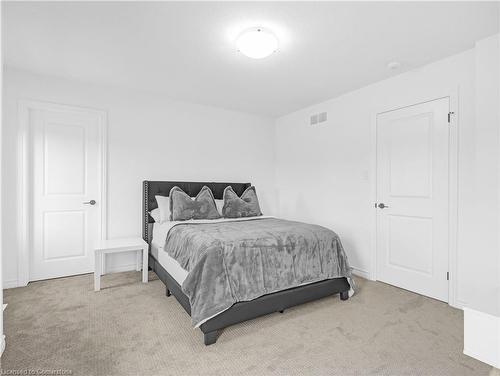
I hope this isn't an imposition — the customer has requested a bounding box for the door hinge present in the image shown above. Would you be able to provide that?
[446,272,449,281]
[448,112,455,123]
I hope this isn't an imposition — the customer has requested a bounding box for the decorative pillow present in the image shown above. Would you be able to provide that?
[222,186,263,218]
[155,195,171,223]
[149,208,161,223]
[169,186,221,221]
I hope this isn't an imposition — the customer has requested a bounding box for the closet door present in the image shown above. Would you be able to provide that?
[376,98,450,302]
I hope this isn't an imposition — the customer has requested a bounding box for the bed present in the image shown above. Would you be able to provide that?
[143,180,352,345]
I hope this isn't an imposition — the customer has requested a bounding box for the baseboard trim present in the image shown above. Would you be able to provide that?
[464,307,500,368]
[464,348,499,369]
[351,266,371,280]
[452,298,467,310]
[3,263,141,288]
[3,279,21,289]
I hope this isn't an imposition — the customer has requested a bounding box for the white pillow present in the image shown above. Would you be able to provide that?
[149,208,161,223]
[155,195,171,222]
[215,199,224,216]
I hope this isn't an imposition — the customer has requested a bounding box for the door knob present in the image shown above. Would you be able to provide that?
[83,200,96,205]
[377,203,389,209]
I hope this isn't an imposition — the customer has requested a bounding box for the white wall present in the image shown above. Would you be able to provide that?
[2,67,276,287]
[0,1,4,356]
[275,43,495,313]
[463,33,500,370]
[468,34,500,316]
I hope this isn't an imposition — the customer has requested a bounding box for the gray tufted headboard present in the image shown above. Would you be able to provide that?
[142,181,251,243]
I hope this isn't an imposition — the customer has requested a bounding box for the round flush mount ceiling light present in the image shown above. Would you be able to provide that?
[236,27,278,59]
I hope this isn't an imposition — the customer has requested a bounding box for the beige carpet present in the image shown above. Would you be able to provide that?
[1,271,491,376]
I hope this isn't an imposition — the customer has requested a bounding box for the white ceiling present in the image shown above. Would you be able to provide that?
[3,2,499,117]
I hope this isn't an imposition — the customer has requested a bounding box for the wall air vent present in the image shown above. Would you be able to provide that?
[310,112,328,125]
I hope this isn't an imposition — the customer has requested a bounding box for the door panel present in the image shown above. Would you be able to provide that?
[31,106,101,281]
[376,98,449,302]
[43,211,86,260]
[389,114,432,197]
[387,215,433,275]
[44,122,86,195]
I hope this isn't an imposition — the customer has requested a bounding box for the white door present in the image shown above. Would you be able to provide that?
[30,105,103,281]
[376,98,449,302]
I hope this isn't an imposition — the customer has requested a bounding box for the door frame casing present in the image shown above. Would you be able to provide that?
[17,100,108,286]
[369,89,460,308]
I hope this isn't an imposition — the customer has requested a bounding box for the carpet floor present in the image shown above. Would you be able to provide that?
[1,271,491,376]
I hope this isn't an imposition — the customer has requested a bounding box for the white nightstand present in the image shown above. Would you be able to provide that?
[94,237,148,291]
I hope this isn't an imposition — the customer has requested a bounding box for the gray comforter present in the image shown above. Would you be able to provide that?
[164,217,353,326]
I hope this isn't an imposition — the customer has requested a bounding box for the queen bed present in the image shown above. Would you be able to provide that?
[143,181,353,345]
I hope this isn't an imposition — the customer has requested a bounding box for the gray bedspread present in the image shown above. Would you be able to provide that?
[164,217,353,326]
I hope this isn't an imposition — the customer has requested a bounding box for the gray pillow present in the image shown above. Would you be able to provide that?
[222,186,262,218]
[169,186,221,221]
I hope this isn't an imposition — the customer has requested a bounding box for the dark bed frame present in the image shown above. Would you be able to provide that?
[143,181,350,345]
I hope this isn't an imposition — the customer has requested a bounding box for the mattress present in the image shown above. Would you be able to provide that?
[152,222,188,285]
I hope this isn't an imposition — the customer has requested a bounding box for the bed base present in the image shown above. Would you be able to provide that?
[149,253,350,345]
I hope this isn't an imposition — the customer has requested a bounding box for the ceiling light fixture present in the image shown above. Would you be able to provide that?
[236,27,278,59]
